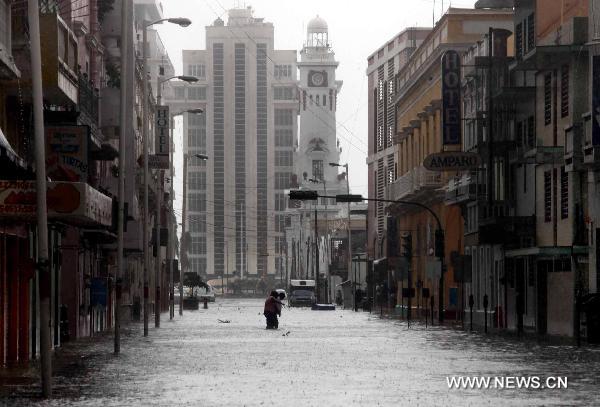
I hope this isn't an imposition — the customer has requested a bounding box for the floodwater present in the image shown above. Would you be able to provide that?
[3,298,600,406]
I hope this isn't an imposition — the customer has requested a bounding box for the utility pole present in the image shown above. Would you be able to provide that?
[314,205,319,302]
[142,21,150,337]
[154,170,162,328]
[180,153,187,316]
[29,0,51,396]
[115,0,130,354]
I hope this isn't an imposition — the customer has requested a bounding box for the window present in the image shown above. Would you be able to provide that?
[544,72,552,126]
[190,236,207,254]
[515,23,523,58]
[323,94,327,106]
[188,215,206,233]
[174,86,185,99]
[274,87,294,100]
[275,129,294,147]
[189,258,207,274]
[312,160,323,180]
[189,171,206,190]
[527,116,535,147]
[187,64,205,78]
[274,172,291,189]
[316,95,320,106]
[275,151,293,167]
[188,87,206,100]
[275,193,287,211]
[561,65,569,118]
[274,64,292,78]
[560,166,568,219]
[188,193,206,212]
[527,13,535,52]
[274,109,294,126]
[275,215,286,232]
[544,171,552,222]
[188,128,206,149]
[188,113,204,126]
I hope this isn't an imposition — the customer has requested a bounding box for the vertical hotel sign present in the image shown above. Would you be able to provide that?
[593,56,600,145]
[155,105,170,156]
[441,50,461,145]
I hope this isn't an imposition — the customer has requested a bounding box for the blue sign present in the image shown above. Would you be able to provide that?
[593,56,600,146]
[90,278,107,307]
[441,50,462,145]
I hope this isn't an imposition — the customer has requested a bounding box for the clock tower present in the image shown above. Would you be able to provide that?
[296,15,343,185]
[288,16,345,301]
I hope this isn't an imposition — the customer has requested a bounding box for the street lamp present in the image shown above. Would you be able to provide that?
[168,109,204,319]
[329,162,352,309]
[308,178,329,303]
[154,77,199,328]
[142,16,191,337]
[180,149,208,313]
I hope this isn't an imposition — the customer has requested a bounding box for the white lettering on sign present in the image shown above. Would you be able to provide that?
[155,105,170,156]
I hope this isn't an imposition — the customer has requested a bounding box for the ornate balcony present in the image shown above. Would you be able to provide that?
[387,166,444,203]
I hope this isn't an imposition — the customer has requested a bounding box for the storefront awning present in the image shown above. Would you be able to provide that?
[0,180,113,227]
[505,246,589,258]
[0,128,27,172]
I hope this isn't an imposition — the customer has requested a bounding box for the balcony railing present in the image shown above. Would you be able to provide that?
[387,166,443,202]
[78,74,100,125]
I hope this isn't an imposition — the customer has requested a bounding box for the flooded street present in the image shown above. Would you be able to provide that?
[4,298,600,406]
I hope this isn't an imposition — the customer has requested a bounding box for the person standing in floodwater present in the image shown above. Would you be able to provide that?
[263,291,280,329]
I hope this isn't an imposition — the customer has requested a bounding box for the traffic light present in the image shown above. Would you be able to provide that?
[335,194,363,203]
[401,233,412,258]
[288,190,318,201]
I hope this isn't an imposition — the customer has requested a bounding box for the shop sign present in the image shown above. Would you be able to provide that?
[148,154,169,169]
[441,50,461,145]
[155,105,170,156]
[0,180,112,226]
[46,125,89,182]
[424,152,482,172]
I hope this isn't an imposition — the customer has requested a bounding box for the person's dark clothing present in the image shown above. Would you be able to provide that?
[264,295,280,329]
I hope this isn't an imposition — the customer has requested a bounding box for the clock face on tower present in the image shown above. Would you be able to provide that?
[308,70,328,87]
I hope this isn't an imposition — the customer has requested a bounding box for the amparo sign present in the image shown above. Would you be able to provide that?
[423,152,482,172]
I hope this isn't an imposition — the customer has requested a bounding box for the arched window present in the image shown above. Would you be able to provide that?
[316,95,320,106]
[323,94,327,106]
[309,94,313,104]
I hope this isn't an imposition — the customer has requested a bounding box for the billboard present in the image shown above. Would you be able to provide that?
[46,125,89,182]
[441,50,461,145]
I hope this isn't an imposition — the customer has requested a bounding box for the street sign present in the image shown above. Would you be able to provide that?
[148,154,169,169]
[423,151,482,172]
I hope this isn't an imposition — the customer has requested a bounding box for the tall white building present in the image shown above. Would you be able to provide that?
[287,16,345,298]
[175,8,298,282]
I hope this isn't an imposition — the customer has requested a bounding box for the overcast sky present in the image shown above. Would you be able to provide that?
[157,0,478,217]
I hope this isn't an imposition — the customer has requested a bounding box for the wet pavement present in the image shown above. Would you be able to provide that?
[3,298,600,406]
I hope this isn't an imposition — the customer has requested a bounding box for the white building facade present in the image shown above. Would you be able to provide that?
[287,16,346,300]
[178,8,298,283]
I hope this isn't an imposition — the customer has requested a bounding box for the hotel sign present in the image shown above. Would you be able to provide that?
[424,152,481,172]
[441,50,461,145]
[155,105,170,157]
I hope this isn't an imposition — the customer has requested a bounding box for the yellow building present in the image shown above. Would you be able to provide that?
[387,8,513,319]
